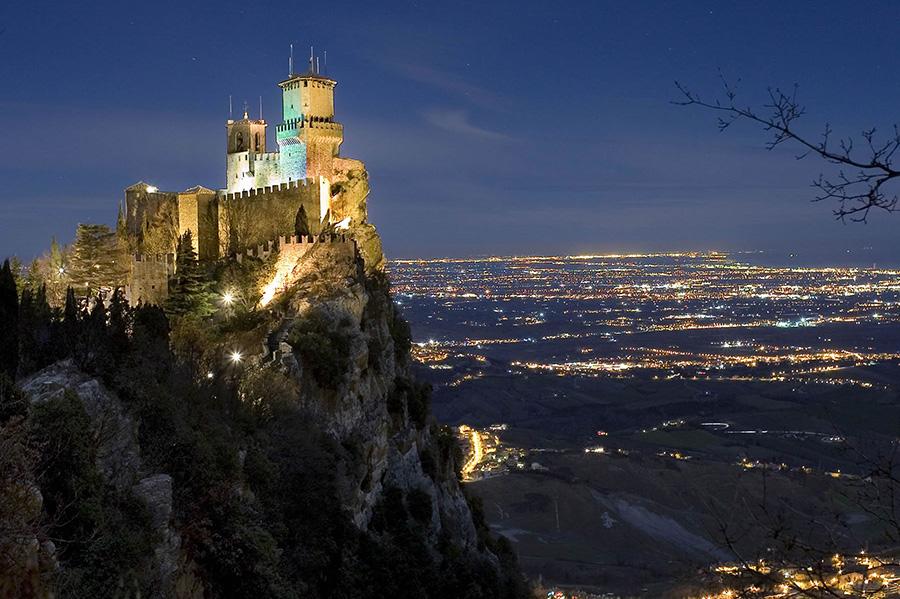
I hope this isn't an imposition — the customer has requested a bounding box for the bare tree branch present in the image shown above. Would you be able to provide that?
[673,75,900,222]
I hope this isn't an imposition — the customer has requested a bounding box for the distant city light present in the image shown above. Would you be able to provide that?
[206,371,214,379]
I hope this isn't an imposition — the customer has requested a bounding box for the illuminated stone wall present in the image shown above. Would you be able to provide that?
[234,233,356,306]
[226,117,267,153]
[177,186,219,261]
[217,179,328,254]
[124,183,178,240]
[127,253,174,306]
[226,151,284,193]
[225,116,268,193]
[301,122,342,180]
[280,75,335,120]
[276,74,342,183]
[277,138,307,181]
[261,234,356,305]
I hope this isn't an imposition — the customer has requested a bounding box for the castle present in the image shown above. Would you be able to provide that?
[124,52,371,305]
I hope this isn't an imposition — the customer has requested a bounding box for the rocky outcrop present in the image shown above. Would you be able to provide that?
[20,362,185,599]
[0,422,51,598]
[10,166,510,595]
[265,228,481,553]
[133,474,182,597]
[22,361,141,491]
[331,158,385,272]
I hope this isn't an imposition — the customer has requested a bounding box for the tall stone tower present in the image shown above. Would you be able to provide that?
[276,58,343,181]
[225,108,269,192]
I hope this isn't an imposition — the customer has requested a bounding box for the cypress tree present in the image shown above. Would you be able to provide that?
[17,284,55,377]
[6,257,24,292]
[166,231,215,318]
[107,288,131,366]
[77,296,109,374]
[35,285,60,365]
[294,204,310,238]
[63,287,80,360]
[0,260,19,378]
[47,237,69,306]
[68,224,128,297]
[17,288,35,376]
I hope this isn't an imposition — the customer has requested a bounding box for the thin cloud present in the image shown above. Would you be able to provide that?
[384,61,504,110]
[423,108,511,141]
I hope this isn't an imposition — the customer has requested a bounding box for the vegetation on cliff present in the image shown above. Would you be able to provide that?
[0,253,531,598]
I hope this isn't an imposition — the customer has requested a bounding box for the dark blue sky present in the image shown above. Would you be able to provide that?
[2,1,899,263]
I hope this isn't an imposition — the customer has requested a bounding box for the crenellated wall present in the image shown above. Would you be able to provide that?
[127,253,174,306]
[246,233,357,306]
[235,233,355,263]
[217,178,331,255]
[226,150,285,193]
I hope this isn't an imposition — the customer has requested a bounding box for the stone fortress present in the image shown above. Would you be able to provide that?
[124,51,379,305]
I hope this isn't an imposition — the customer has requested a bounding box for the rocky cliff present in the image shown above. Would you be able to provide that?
[1,171,528,597]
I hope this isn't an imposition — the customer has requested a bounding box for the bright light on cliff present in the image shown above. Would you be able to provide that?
[222,291,235,306]
[259,280,278,307]
[229,350,243,364]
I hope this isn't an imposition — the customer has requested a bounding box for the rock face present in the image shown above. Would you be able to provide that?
[331,157,385,272]
[20,362,184,598]
[269,234,480,549]
[132,474,182,596]
[22,361,142,491]
[12,175,509,594]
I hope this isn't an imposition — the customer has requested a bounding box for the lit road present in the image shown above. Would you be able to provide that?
[461,426,483,480]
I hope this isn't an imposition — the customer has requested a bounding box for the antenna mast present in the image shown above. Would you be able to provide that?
[259,96,263,120]
[228,95,233,118]
[289,43,294,75]
[324,49,327,74]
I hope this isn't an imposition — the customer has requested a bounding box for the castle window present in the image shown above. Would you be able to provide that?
[236,132,244,151]
[255,133,260,151]
[303,81,308,87]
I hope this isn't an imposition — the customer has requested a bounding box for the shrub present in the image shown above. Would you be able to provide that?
[435,425,464,481]
[419,448,437,480]
[366,333,383,373]
[0,374,28,423]
[286,310,352,390]
[387,378,430,428]
[386,383,405,416]
[406,488,433,524]
[388,309,411,360]
[31,391,155,596]
[30,390,103,543]
[406,382,431,429]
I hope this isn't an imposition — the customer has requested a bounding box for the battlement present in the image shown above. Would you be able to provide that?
[221,177,319,201]
[276,115,341,133]
[256,233,357,306]
[235,233,355,264]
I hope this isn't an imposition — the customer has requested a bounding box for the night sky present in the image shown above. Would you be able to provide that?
[2,1,899,264]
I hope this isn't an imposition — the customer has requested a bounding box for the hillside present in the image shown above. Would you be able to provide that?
[0,180,530,597]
